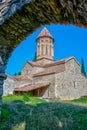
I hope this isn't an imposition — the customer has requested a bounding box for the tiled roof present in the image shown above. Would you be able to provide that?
[34,65,65,77]
[14,75,32,81]
[43,60,65,67]
[27,59,64,68]
[27,56,79,68]
[43,56,80,67]
[27,61,44,67]
[14,83,50,92]
[36,27,53,39]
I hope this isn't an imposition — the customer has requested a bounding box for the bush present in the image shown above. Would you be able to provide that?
[23,93,31,102]
[0,105,12,121]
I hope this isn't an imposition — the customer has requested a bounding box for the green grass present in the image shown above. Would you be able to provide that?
[2,94,46,104]
[1,95,87,130]
[71,96,87,103]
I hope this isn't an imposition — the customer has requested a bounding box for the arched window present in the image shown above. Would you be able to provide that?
[50,45,51,56]
[41,39,44,42]
[42,44,43,55]
[46,44,48,55]
[50,40,51,43]
[37,45,40,56]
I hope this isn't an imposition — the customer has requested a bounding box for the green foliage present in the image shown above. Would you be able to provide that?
[81,58,86,76]
[14,72,21,76]
[2,94,23,103]
[14,73,17,76]
[1,101,87,130]
[72,96,87,103]
[1,107,10,120]
[2,95,87,129]
[23,93,31,102]
[2,94,45,104]
[18,72,21,75]
[33,52,37,61]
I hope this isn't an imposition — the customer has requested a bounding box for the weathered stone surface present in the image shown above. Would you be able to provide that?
[3,74,14,96]
[0,59,6,115]
[14,79,32,90]
[22,62,44,77]
[55,58,87,100]
[0,0,33,25]
[33,74,55,99]
[36,28,54,60]
[0,0,87,114]
[0,0,87,52]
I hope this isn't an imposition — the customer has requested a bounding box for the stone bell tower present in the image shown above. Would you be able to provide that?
[36,27,54,61]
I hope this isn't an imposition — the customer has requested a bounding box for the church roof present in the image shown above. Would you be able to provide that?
[36,27,53,40]
[34,64,65,77]
[27,61,45,67]
[27,56,79,68]
[14,75,32,81]
[33,56,80,77]
[14,83,50,92]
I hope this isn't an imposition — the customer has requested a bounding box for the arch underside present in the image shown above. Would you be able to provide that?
[0,0,87,52]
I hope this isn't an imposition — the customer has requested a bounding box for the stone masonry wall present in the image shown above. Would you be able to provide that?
[22,62,33,76]
[0,58,6,115]
[45,63,65,72]
[14,80,32,89]
[55,59,87,100]
[22,62,44,78]
[3,74,14,96]
[33,74,55,99]
[36,37,54,60]
[36,58,54,65]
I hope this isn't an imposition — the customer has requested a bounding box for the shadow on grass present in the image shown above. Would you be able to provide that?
[0,100,87,130]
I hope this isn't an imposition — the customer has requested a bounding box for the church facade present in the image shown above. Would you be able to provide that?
[3,28,87,100]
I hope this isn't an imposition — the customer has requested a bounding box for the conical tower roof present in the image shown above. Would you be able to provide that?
[36,27,53,40]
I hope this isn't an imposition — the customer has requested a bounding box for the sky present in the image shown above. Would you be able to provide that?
[6,24,87,76]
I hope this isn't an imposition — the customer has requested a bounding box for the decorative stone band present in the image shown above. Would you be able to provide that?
[0,0,32,25]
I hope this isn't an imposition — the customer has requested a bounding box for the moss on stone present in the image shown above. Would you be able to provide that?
[0,0,87,52]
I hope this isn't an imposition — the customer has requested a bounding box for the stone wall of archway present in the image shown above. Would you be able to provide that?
[0,0,87,114]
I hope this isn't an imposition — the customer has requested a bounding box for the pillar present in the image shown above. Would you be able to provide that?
[52,45,54,58]
[40,44,42,57]
[44,44,46,55]
[47,45,50,56]
[37,45,38,57]
[0,60,6,115]
[0,42,11,115]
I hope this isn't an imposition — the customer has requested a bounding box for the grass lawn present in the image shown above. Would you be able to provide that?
[2,94,46,104]
[71,96,87,103]
[0,95,87,130]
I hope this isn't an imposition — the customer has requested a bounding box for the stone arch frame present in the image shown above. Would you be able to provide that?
[0,0,87,113]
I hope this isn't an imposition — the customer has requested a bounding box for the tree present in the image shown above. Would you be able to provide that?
[81,58,86,76]
[18,72,21,75]
[14,73,17,76]
[14,72,21,76]
[33,52,37,61]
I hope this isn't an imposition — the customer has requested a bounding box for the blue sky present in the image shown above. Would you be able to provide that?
[6,24,87,76]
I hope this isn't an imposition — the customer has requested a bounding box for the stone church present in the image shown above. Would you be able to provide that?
[3,27,87,100]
